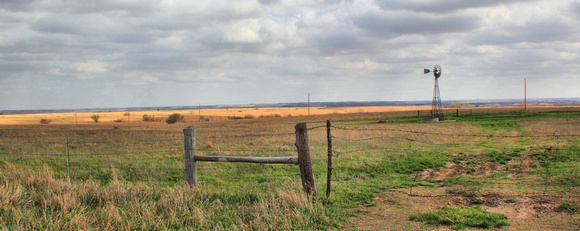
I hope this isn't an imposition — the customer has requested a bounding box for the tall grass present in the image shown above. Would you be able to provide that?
[0,163,329,230]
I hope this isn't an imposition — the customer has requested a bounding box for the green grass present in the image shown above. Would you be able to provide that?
[409,206,509,230]
[1,109,579,229]
[558,201,579,214]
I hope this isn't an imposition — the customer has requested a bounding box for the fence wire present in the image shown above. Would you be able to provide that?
[1,119,579,201]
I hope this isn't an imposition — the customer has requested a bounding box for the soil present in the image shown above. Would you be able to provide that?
[342,155,580,230]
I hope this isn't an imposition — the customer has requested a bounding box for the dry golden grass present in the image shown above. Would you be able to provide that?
[2,105,578,126]
[0,106,433,125]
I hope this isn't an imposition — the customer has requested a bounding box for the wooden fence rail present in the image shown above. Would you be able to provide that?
[183,122,316,196]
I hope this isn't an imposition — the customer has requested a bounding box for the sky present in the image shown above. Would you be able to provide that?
[1,0,579,110]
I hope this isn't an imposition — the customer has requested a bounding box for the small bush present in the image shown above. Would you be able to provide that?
[90,114,100,123]
[113,119,123,123]
[142,114,162,122]
[165,113,184,124]
[39,119,52,124]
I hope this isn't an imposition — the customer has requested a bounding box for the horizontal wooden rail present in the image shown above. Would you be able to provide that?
[194,155,298,164]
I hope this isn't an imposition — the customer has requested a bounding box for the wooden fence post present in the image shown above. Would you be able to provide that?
[184,128,197,188]
[326,120,333,197]
[295,123,316,196]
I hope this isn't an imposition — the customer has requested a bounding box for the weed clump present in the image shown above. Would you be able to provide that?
[484,151,511,165]
[558,201,579,214]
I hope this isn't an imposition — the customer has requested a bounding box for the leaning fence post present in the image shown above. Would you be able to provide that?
[184,128,197,188]
[295,123,316,196]
[326,120,333,197]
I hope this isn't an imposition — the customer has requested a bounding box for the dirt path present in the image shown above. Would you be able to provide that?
[343,187,580,230]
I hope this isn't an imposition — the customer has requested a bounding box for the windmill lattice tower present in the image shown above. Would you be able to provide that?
[424,65,443,120]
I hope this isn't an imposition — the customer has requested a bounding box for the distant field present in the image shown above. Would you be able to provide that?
[2,105,579,126]
[1,106,579,230]
[0,105,432,125]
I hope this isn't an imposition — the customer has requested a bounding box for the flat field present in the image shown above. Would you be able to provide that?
[0,105,431,125]
[1,106,579,230]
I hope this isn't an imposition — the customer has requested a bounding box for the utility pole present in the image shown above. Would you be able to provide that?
[524,78,527,110]
[308,93,310,117]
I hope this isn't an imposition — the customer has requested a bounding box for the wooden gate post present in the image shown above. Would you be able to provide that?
[184,128,197,188]
[295,123,316,196]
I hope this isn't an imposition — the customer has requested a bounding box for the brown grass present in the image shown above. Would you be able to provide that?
[0,164,326,230]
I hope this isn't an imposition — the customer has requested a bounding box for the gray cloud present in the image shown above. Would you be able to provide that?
[353,10,479,36]
[469,19,576,46]
[376,0,539,14]
[0,0,578,110]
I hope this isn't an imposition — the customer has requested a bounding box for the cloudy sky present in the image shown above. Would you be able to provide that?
[1,0,579,110]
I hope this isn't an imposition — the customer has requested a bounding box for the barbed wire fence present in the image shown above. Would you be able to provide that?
[1,118,579,201]
[320,121,580,202]
[0,127,305,192]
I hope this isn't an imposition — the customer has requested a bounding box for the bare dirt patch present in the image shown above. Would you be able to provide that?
[344,187,579,230]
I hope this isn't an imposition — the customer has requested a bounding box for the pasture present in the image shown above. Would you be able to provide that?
[1,106,579,230]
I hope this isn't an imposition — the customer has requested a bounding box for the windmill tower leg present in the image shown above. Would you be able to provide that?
[432,78,443,120]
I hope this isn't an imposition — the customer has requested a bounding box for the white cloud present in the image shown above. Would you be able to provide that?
[224,26,262,44]
[76,60,107,73]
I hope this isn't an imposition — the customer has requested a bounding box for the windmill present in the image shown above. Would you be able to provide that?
[423,64,443,120]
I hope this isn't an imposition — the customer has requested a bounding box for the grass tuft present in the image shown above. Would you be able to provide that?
[409,206,509,230]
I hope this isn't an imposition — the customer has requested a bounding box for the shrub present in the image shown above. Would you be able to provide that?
[114,119,123,123]
[39,119,52,124]
[165,113,184,124]
[142,114,162,122]
[90,114,100,123]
